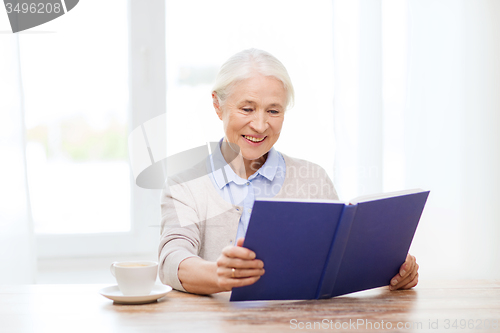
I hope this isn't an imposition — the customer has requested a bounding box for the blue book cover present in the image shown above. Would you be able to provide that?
[230,189,430,302]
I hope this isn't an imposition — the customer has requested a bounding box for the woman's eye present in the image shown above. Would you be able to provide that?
[242,108,253,112]
[269,110,280,114]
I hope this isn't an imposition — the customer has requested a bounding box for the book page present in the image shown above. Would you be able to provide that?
[349,188,425,205]
[256,197,344,204]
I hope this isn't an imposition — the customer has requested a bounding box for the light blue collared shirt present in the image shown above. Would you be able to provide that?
[207,140,286,240]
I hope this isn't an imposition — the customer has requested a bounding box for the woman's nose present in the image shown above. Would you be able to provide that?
[250,111,268,133]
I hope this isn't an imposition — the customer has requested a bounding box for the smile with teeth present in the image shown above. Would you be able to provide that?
[243,135,266,143]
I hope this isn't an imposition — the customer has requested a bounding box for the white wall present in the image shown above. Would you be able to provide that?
[334,0,500,279]
[403,0,500,279]
[460,0,500,278]
[402,0,467,279]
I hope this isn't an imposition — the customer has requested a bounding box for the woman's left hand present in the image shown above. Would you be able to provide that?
[389,253,419,290]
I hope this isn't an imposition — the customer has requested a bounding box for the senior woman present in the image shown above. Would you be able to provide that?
[158,48,419,295]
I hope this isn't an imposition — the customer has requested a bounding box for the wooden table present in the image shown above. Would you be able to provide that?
[1,280,499,332]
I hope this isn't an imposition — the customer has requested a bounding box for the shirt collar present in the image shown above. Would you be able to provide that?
[255,146,279,182]
[209,139,280,188]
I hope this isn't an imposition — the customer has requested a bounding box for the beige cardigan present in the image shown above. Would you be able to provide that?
[158,153,339,292]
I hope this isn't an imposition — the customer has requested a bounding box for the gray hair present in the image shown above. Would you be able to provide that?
[212,48,295,110]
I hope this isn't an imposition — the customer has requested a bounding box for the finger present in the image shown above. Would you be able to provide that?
[217,257,264,270]
[399,254,412,277]
[236,237,245,247]
[399,254,415,278]
[219,275,261,291]
[222,244,256,260]
[396,255,414,283]
[401,273,419,289]
[221,267,265,278]
[391,272,413,290]
[391,263,419,290]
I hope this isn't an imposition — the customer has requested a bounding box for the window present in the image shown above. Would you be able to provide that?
[22,0,130,234]
[21,0,165,258]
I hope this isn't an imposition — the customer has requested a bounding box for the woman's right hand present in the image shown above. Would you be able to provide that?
[216,237,265,291]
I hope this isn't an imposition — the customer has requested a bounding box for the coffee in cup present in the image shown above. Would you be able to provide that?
[110,261,158,296]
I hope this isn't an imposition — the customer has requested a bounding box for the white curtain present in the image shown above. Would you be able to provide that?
[0,35,36,284]
[333,0,500,279]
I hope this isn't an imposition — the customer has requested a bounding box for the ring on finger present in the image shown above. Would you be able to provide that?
[231,268,236,278]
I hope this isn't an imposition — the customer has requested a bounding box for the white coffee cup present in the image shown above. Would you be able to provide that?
[110,261,158,296]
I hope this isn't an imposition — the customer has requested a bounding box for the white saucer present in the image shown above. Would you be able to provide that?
[99,284,172,304]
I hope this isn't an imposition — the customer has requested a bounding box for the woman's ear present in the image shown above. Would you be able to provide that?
[212,92,223,120]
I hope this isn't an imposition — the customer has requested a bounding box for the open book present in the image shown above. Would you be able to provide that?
[230,189,430,301]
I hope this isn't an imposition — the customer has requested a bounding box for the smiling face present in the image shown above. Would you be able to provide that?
[213,74,286,175]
